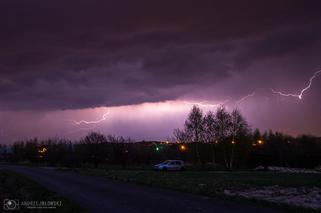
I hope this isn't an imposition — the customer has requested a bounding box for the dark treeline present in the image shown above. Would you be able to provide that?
[173,106,321,169]
[0,106,320,169]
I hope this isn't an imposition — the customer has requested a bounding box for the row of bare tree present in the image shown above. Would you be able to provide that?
[174,106,250,169]
[1,106,320,169]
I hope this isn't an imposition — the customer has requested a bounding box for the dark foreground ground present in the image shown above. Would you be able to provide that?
[0,165,285,213]
[0,169,83,212]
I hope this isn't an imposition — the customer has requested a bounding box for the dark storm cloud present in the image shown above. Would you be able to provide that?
[1,0,321,110]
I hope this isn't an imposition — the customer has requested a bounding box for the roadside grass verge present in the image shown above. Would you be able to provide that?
[69,168,321,212]
[0,170,86,213]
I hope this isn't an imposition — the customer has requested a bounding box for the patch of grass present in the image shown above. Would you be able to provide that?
[72,169,321,212]
[0,170,86,213]
[76,169,321,189]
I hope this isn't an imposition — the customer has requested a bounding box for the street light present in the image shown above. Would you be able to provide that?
[257,140,264,145]
[38,147,47,158]
[179,144,187,152]
[38,147,47,154]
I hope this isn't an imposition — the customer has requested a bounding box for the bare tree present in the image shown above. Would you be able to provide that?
[204,111,216,143]
[253,128,262,142]
[214,107,232,141]
[81,132,107,144]
[80,132,107,168]
[184,105,204,142]
[214,106,232,168]
[204,111,217,166]
[231,109,248,137]
[184,105,205,164]
[173,128,190,143]
[106,134,130,168]
[230,109,249,168]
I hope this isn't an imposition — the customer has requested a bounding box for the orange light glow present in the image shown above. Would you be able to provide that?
[38,147,47,154]
[180,144,187,151]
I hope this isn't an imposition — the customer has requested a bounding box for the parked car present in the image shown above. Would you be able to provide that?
[154,160,185,171]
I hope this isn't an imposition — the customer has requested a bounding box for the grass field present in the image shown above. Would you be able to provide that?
[0,170,85,212]
[74,169,321,191]
[69,168,321,212]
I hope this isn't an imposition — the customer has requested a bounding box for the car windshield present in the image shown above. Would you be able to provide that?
[162,160,171,164]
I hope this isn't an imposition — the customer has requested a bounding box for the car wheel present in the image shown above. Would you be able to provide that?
[162,167,167,171]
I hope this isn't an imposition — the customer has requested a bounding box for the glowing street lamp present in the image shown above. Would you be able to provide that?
[38,147,47,158]
[231,140,236,144]
[179,144,187,152]
[257,140,264,145]
[154,143,164,152]
[38,147,47,154]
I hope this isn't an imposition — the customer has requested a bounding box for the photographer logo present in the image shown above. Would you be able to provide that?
[3,199,19,211]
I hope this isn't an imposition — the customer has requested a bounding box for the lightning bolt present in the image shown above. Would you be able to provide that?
[237,70,321,104]
[68,111,110,133]
[68,70,320,128]
[270,70,321,100]
[235,91,256,104]
[73,111,110,125]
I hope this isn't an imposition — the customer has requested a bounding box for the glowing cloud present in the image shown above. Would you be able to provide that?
[183,100,230,108]
[70,70,321,130]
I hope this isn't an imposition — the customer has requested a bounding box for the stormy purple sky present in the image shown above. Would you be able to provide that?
[1,1,321,143]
